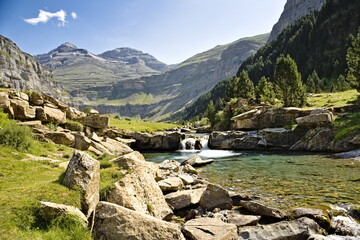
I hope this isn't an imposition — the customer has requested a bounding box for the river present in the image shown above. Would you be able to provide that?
[143,135,360,210]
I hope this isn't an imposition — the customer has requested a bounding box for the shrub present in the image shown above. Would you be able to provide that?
[63,120,83,132]
[45,122,58,131]
[0,110,11,127]
[0,124,33,151]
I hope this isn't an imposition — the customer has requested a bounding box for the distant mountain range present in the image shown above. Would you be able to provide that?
[35,43,173,99]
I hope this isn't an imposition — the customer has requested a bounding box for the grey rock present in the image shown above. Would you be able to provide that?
[165,188,205,210]
[181,154,214,167]
[199,183,232,211]
[158,177,184,192]
[227,212,261,227]
[240,201,287,219]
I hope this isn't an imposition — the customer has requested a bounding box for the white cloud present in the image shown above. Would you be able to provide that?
[71,12,78,19]
[24,9,67,26]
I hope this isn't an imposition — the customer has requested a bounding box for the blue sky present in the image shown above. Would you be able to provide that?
[0,0,286,64]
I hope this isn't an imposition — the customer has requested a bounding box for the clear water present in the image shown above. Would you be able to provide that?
[144,149,360,210]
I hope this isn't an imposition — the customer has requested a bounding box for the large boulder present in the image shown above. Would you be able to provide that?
[296,109,334,129]
[130,131,182,151]
[39,201,88,227]
[36,106,66,124]
[165,188,206,210]
[30,91,44,105]
[81,113,109,129]
[107,151,173,220]
[258,128,306,149]
[182,217,238,240]
[240,201,287,219]
[42,94,68,111]
[290,127,334,152]
[62,151,100,218]
[181,155,214,167]
[0,92,14,117]
[291,208,330,230]
[158,177,184,192]
[9,98,36,119]
[227,212,261,227]
[238,217,322,240]
[99,137,133,156]
[66,107,86,120]
[199,183,232,211]
[45,131,75,147]
[233,135,263,150]
[208,131,246,149]
[93,201,185,240]
[72,133,91,150]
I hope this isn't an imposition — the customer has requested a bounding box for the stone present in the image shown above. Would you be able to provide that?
[19,92,29,101]
[290,127,334,152]
[158,159,181,172]
[39,201,88,227]
[90,140,112,155]
[89,132,102,143]
[181,155,214,167]
[45,131,75,147]
[93,202,185,240]
[238,217,322,240]
[130,131,182,151]
[62,151,100,218]
[178,173,194,185]
[107,151,173,220]
[182,164,198,174]
[42,94,68,111]
[208,131,246,149]
[240,201,287,219]
[199,183,232,211]
[30,91,44,105]
[0,92,13,117]
[36,106,66,124]
[72,133,91,150]
[182,217,238,240]
[99,137,133,156]
[10,98,36,119]
[233,135,263,150]
[165,188,206,210]
[87,146,103,156]
[291,208,330,229]
[228,191,253,205]
[66,107,86,120]
[158,177,184,192]
[331,215,360,236]
[82,114,109,129]
[296,113,333,129]
[18,120,43,128]
[227,212,261,227]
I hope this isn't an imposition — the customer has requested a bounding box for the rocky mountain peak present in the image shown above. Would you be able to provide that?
[56,42,78,52]
[268,0,326,42]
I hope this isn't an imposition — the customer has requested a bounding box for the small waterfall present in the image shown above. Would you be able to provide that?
[179,136,207,150]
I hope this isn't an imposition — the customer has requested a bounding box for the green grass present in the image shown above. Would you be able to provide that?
[306,89,358,108]
[333,111,360,142]
[90,92,163,106]
[106,114,178,132]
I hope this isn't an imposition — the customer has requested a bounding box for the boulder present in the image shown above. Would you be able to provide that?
[89,132,102,143]
[72,133,91,150]
[331,215,360,236]
[99,137,133,156]
[291,208,330,229]
[10,98,36,119]
[182,217,238,240]
[0,92,13,117]
[62,151,100,218]
[82,114,109,129]
[42,94,68,111]
[228,191,254,205]
[30,91,44,105]
[107,151,173,220]
[66,107,86,120]
[178,173,194,185]
[182,164,198,175]
[238,217,322,240]
[259,127,306,149]
[158,177,184,192]
[240,201,287,219]
[18,120,43,128]
[233,135,263,150]
[39,201,88,227]
[93,202,185,240]
[90,140,112,155]
[296,112,333,129]
[36,106,66,124]
[158,159,181,172]
[208,131,246,149]
[130,131,182,151]
[290,127,334,152]
[181,155,214,167]
[227,212,261,227]
[199,183,232,211]
[165,188,206,210]
[45,131,75,147]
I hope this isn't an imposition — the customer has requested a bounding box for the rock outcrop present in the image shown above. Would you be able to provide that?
[93,201,185,240]
[62,151,100,218]
[199,184,233,211]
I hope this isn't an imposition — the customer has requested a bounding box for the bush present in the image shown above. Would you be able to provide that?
[45,122,58,131]
[63,120,83,132]
[0,110,11,127]
[0,124,33,151]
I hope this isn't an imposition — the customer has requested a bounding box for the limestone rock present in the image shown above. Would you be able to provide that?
[30,91,44,105]
[130,131,182,151]
[158,177,184,192]
[178,173,194,185]
[93,201,185,240]
[296,112,333,129]
[182,164,198,174]
[227,212,261,227]
[45,131,75,147]
[107,151,173,220]
[331,215,360,236]
[165,188,206,210]
[42,94,68,111]
[72,133,91,150]
[240,201,287,219]
[158,159,180,172]
[66,107,86,120]
[0,92,13,117]
[181,155,214,167]
[290,127,334,152]
[62,151,100,218]
[39,201,88,227]
[10,98,36,119]
[99,137,133,156]
[233,135,263,150]
[291,208,330,229]
[199,183,232,211]
[209,131,246,149]
[182,217,238,240]
[36,106,66,124]
[238,217,322,240]
[82,114,109,129]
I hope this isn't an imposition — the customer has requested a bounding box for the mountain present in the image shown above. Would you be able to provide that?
[268,0,326,42]
[0,35,61,94]
[35,44,170,99]
[175,0,360,121]
[90,33,269,120]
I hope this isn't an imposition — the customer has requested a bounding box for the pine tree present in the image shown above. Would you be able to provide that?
[256,76,276,104]
[274,55,306,107]
[346,28,360,92]
[237,70,255,99]
[206,100,217,127]
[306,70,321,93]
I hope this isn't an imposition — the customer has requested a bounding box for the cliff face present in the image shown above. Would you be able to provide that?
[268,0,326,42]
[0,35,60,94]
